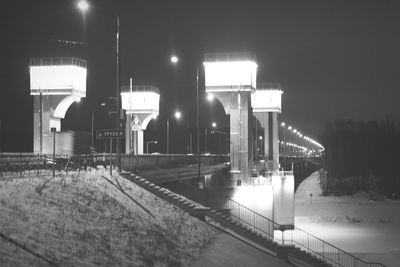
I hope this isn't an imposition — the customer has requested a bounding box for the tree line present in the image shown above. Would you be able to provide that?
[320,117,400,196]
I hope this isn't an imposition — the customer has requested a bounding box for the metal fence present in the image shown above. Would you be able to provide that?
[0,153,115,178]
[221,197,385,267]
[275,227,385,267]
[221,198,278,241]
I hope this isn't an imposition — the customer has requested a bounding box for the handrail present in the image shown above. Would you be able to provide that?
[221,198,280,241]
[220,197,385,267]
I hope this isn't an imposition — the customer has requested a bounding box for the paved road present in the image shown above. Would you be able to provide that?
[192,233,292,267]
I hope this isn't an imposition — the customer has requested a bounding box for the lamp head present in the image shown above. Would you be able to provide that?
[77,1,90,13]
[170,55,178,64]
[174,111,182,119]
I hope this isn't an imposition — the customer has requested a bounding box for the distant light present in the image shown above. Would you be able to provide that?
[288,126,292,130]
[259,136,263,140]
[174,111,182,119]
[170,55,178,64]
[207,94,214,101]
[77,0,90,13]
[100,102,106,106]
[293,129,297,133]
[75,97,81,103]
[281,122,285,127]
[154,141,158,144]
[212,122,217,128]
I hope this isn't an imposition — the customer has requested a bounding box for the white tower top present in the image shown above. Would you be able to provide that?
[252,83,283,113]
[203,52,257,92]
[120,85,160,115]
[29,57,87,97]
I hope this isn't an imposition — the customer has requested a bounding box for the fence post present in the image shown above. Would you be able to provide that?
[290,229,293,245]
[20,152,23,176]
[253,212,256,230]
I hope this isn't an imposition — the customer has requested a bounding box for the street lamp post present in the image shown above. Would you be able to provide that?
[211,130,228,155]
[146,141,157,154]
[166,111,181,154]
[196,67,200,180]
[91,102,106,150]
[170,56,200,179]
[77,0,121,171]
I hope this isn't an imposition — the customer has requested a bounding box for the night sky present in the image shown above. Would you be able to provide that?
[1,0,400,152]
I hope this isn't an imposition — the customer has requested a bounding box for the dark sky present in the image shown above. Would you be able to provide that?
[1,0,400,152]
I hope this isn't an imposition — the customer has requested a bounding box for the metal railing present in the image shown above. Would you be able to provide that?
[219,197,385,267]
[275,226,385,267]
[220,198,279,241]
[120,85,160,94]
[0,153,114,178]
[30,57,87,68]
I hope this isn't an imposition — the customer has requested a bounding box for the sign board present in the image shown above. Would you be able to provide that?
[96,128,125,140]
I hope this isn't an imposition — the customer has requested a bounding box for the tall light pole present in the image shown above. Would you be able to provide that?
[146,141,157,154]
[77,0,121,170]
[170,55,200,179]
[281,122,286,157]
[196,67,200,180]
[211,130,228,155]
[166,111,181,154]
[91,102,106,149]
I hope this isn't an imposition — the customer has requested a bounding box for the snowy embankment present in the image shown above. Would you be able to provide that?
[0,170,217,266]
[295,170,400,267]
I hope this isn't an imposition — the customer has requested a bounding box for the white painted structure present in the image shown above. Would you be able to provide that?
[252,84,283,171]
[204,53,257,185]
[121,85,160,154]
[30,57,87,153]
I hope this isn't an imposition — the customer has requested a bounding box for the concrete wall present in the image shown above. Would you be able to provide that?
[121,154,228,171]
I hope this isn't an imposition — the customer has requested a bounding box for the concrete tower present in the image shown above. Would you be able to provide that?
[121,85,160,154]
[252,83,283,171]
[203,53,257,185]
[30,57,87,154]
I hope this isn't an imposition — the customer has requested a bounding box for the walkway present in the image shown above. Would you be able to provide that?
[192,233,292,267]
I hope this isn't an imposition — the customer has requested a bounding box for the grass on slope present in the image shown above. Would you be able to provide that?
[0,170,217,266]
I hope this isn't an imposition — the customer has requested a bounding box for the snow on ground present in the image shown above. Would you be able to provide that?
[295,170,400,267]
[0,170,217,266]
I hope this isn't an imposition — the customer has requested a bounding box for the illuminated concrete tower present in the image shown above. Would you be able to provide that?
[204,53,257,185]
[30,57,87,154]
[121,85,160,154]
[252,83,283,171]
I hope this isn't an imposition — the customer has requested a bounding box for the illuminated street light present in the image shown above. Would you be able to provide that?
[77,0,90,12]
[170,54,201,179]
[281,122,285,127]
[207,94,214,101]
[212,122,217,128]
[167,111,182,154]
[170,55,179,64]
[146,140,158,154]
[174,110,182,119]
